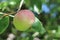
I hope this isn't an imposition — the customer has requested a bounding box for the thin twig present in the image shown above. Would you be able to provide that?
[17,0,24,12]
[0,12,14,17]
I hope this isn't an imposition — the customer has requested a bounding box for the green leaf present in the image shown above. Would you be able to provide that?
[0,38,3,40]
[54,26,60,38]
[0,2,8,11]
[57,6,60,11]
[32,17,46,34]
[0,15,9,34]
[7,0,21,9]
[57,0,60,4]
[24,0,30,7]
[12,27,17,35]
[25,0,41,14]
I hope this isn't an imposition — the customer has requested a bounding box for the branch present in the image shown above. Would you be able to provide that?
[17,0,24,12]
[0,12,14,17]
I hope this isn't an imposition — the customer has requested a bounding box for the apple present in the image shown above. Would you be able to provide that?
[13,10,35,31]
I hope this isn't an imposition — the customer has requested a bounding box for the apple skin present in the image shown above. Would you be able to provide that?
[13,10,35,31]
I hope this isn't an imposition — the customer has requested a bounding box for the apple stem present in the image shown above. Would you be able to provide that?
[17,0,24,12]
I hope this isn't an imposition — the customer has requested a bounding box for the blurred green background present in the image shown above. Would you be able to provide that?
[0,0,60,40]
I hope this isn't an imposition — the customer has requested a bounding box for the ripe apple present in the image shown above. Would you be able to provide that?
[13,10,35,31]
